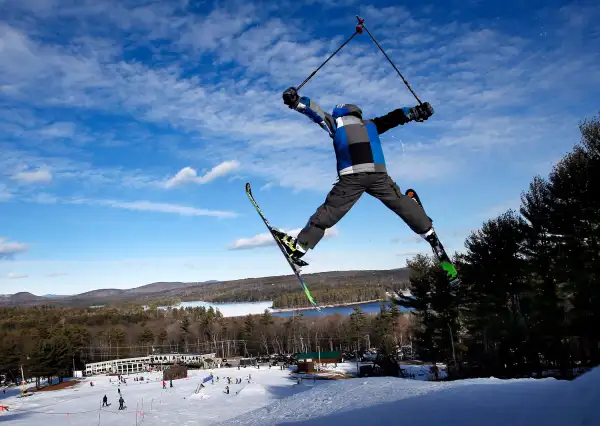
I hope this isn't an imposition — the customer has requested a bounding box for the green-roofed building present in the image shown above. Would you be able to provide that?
[295,351,343,363]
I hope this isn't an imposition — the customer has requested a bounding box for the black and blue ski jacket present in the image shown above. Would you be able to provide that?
[294,96,414,176]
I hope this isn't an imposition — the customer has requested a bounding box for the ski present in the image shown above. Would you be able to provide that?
[405,188,460,286]
[245,183,320,311]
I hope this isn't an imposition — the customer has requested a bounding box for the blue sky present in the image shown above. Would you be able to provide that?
[1,0,599,295]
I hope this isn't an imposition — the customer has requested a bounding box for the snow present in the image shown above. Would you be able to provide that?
[0,363,595,426]
[158,300,274,317]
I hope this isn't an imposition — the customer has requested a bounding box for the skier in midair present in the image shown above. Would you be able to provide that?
[275,87,457,281]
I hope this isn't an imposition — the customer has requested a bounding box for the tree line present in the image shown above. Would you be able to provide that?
[0,302,411,388]
[397,113,600,379]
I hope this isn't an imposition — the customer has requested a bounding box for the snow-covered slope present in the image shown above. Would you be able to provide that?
[220,367,597,426]
[0,364,596,426]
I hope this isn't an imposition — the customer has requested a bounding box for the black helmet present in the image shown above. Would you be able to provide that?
[332,104,362,119]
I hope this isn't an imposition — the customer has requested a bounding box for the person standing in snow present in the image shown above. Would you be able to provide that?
[102,395,108,407]
[118,396,125,410]
[276,88,452,278]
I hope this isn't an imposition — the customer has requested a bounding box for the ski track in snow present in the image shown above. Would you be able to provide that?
[0,364,596,426]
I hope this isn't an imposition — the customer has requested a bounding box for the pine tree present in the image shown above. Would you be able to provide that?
[520,175,569,375]
[156,329,168,346]
[0,339,21,384]
[138,327,154,345]
[374,303,395,356]
[179,315,191,353]
[48,335,72,382]
[396,255,438,361]
[545,115,600,364]
[459,210,532,376]
[348,307,367,353]
[110,327,126,357]
[28,340,53,388]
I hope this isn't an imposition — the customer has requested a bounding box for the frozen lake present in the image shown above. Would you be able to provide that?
[159,300,408,317]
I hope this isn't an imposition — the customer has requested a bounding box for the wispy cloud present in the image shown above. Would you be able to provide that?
[6,272,28,279]
[10,168,53,184]
[25,193,59,204]
[0,183,13,201]
[396,250,425,257]
[164,160,240,188]
[68,198,239,218]
[1,1,598,196]
[17,191,238,218]
[0,238,29,259]
[229,226,339,250]
[46,272,68,277]
[260,182,274,191]
[478,199,521,219]
[391,234,424,245]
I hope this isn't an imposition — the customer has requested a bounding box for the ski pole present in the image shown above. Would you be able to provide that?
[355,16,423,105]
[296,24,364,91]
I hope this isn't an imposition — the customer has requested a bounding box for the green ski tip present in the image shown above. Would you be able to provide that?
[440,261,458,279]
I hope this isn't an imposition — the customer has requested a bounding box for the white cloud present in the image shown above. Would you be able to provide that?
[478,199,521,218]
[0,183,13,201]
[0,238,29,259]
[69,197,238,218]
[396,250,425,257]
[0,1,598,199]
[37,122,76,138]
[229,226,339,250]
[10,168,53,184]
[25,193,58,204]
[163,160,240,188]
[6,272,27,279]
[46,272,68,277]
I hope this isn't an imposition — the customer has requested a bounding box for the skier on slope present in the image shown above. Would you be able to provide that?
[274,87,456,281]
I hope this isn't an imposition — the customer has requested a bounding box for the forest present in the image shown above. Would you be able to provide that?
[0,302,412,387]
[0,113,598,385]
[397,113,600,378]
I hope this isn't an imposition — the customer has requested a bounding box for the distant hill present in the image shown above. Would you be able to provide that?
[11,292,46,303]
[0,269,410,308]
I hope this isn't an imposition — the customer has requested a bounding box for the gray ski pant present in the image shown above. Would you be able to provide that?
[296,172,433,250]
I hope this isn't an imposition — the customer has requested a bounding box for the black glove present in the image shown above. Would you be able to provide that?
[410,102,434,122]
[282,87,300,109]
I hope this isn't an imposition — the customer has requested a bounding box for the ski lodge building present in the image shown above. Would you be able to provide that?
[84,353,216,376]
[295,351,343,364]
